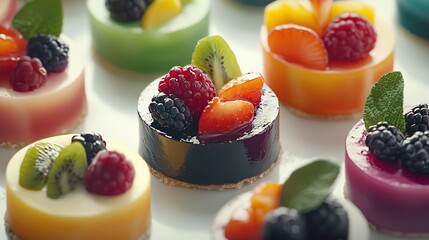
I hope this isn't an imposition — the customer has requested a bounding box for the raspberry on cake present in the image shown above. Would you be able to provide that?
[5,133,151,240]
[0,0,86,147]
[87,0,210,73]
[346,71,429,234]
[261,0,394,116]
[211,160,369,240]
[138,35,281,190]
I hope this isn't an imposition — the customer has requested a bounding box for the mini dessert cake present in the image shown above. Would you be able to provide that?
[397,0,429,40]
[212,160,369,240]
[0,0,86,147]
[261,0,394,116]
[138,35,281,190]
[345,71,429,234]
[5,133,151,240]
[87,0,210,73]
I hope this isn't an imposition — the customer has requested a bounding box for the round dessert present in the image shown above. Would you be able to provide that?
[211,160,369,240]
[261,0,394,116]
[138,77,280,189]
[5,134,151,240]
[87,0,210,73]
[397,0,429,40]
[0,35,86,147]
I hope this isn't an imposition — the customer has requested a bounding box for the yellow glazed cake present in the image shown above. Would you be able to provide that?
[5,134,151,240]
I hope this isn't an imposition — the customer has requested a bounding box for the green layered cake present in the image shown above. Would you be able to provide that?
[87,0,210,73]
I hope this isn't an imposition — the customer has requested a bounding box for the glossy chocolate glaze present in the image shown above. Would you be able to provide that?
[137,78,280,186]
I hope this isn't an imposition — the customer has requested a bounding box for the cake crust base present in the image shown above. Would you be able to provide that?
[149,150,283,191]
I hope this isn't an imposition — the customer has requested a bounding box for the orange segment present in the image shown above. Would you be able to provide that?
[264,0,319,34]
[141,0,182,30]
[329,0,375,24]
[218,72,264,107]
[267,24,328,70]
[309,0,333,32]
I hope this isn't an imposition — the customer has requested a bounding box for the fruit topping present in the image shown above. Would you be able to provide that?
[268,24,328,70]
[9,56,47,92]
[304,198,348,240]
[0,25,27,76]
[329,0,375,24]
[219,72,264,107]
[71,132,107,165]
[19,142,64,190]
[365,121,405,163]
[401,131,429,174]
[323,13,376,61]
[158,65,216,120]
[405,104,429,136]
[197,97,254,141]
[141,0,182,30]
[85,150,135,196]
[106,0,149,22]
[264,0,318,34]
[149,92,193,134]
[191,35,242,92]
[262,207,307,240]
[27,34,69,73]
[46,142,88,199]
[309,0,333,32]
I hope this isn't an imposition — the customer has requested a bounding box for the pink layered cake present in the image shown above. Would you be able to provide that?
[345,71,429,234]
[0,0,86,146]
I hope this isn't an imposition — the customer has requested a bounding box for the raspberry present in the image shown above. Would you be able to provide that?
[263,207,307,240]
[105,0,149,22]
[365,121,405,163]
[27,34,69,73]
[401,131,429,174]
[149,92,193,134]
[405,104,429,136]
[85,150,135,196]
[304,198,349,240]
[158,65,216,120]
[72,132,107,165]
[323,13,377,61]
[9,56,47,92]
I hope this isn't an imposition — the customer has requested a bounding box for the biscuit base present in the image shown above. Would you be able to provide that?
[149,151,283,191]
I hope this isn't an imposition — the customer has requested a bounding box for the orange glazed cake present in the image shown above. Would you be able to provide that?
[5,133,151,240]
[0,0,86,147]
[261,0,394,117]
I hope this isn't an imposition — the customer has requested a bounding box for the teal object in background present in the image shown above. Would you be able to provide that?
[87,0,210,73]
[397,0,429,40]
[235,0,274,6]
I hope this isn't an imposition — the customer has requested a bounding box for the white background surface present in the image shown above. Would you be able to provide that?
[1,0,429,239]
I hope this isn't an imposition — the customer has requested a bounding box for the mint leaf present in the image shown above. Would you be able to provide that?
[363,71,405,131]
[12,0,63,39]
[280,159,340,213]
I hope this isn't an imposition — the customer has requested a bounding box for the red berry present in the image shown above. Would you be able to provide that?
[219,72,264,107]
[158,65,216,120]
[198,97,254,140]
[0,25,27,76]
[9,56,47,92]
[85,150,135,196]
[323,13,377,61]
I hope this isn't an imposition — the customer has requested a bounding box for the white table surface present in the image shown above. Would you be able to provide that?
[1,0,429,239]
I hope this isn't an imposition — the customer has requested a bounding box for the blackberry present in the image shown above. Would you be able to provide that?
[401,131,429,174]
[149,92,193,134]
[72,132,107,165]
[262,207,307,240]
[27,34,69,73]
[405,104,429,136]
[105,0,148,22]
[304,198,348,240]
[365,121,405,163]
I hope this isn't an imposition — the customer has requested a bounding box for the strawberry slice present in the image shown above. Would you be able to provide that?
[198,97,254,140]
[0,26,27,76]
[268,24,328,70]
[219,72,264,107]
[310,0,333,31]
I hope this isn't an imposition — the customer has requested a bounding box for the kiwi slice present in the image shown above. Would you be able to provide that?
[191,35,242,92]
[46,142,87,199]
[19,142,64,190]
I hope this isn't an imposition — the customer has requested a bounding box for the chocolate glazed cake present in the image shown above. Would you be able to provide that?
[137,78,281,190]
